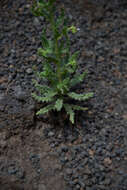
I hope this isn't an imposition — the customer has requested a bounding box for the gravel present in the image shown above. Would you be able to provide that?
[0,0,127,189]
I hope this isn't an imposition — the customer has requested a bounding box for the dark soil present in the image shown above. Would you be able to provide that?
[0,0,127,189]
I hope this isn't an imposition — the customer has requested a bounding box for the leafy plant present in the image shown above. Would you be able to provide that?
[31,0,93,124]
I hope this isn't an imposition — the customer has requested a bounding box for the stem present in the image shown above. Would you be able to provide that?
[55,39,61,82]
[50,5,62,83]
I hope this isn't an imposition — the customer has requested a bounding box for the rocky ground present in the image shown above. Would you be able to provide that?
[0,0,127,189]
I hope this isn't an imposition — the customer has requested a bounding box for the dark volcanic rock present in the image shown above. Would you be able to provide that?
[0,0,127,189]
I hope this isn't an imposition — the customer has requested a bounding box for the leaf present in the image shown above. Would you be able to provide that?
[62,26,68,36]
[37,48,51,57]
[32,79,50,93]
[71,105,88,111]
[68,25,77,34]
[55,99,63,111]
[68,92,94,101]
[43,62,54,77]
[64,104,75,124]
[31,1,49,18]
[32,91,57,102]
[66,52,78,73]
[36,104,55,115]
[68,51,79,64]
[57,78,69,94]
[56,8,65,27]
[45,54,58,63]
[70,71,88,87]
[38,47,58,63]
[41,29,49,48]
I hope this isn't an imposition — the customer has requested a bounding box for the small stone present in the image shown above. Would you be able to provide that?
[34,18,40,26]
[50,143,56,148]
[118,170,124,175]
[115,79,121,85]
[66,168,73,175]
[78,179,86,188]
[60,156,68,164]
[8,165,18,175]
[25,4,31,8]
[0,77,8,84]
[14,86,27,101]
[26,68,33,74]
[84,166,91,175]
[0,84,6,90]
[40,16,44,22]
[16,170,25,179]
[48,131,55,137]
[103,178,111,185]
[61,145,68,152]
[75,184,80,190]
[37,168,43,174]
[89,149,94,157]
[104,158,112,166]
[54,164,62,170]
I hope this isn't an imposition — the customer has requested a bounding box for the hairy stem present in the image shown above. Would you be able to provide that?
[50,6,62,83]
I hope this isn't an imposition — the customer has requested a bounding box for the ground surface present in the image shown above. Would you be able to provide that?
[0,0,127,189]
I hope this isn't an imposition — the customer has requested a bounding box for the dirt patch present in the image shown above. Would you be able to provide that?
[0,124,65,190]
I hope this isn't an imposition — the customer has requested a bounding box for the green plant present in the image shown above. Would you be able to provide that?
[31,0,93,124]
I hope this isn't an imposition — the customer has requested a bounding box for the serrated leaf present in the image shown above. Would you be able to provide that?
[41,29,49,48]
[64,104,75,124]
[55,99,63,111]
[66,52,78,73]
[37,47,52,57]
[56,8,65,27]
[71,105,88,111]
[69,51,79,63]
[57,78,69,94]
[68,92,94,101]
[36,104,54,115]
[68,25,77,34]
[32,79,50,93]
[32,91,57,102]
[70,71,88,87]
[31,1,49,18]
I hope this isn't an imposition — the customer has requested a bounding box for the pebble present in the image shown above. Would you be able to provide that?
[14,86,27,101]
[48,131,55,137]
[61,145,68,152]
[103,178,111,185]
[66,168,73,175]
[26,68,33,74]
[33,18,40,26]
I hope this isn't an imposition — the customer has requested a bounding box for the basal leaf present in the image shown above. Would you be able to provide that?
[55,99,63,111]
[36,104,55,115]
[41,29,49,48]
[32,79,50,93]
[71,105,88,111]
[70,71,88,87]
[68,92,94,101]
[32,91,57,102]
[64,104,75,124]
